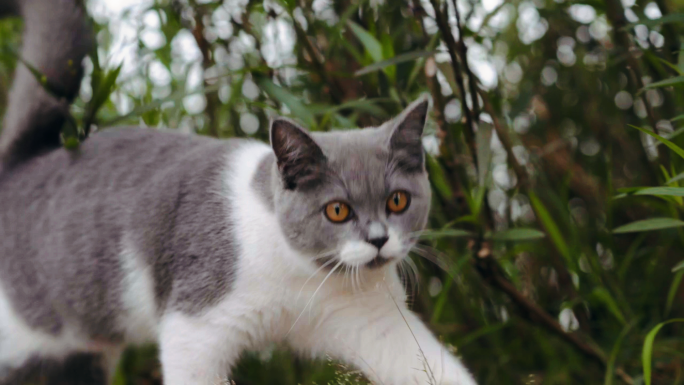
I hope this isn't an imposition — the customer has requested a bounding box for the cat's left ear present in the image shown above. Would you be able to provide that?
[387,94,430,172]
[270,118,328,190]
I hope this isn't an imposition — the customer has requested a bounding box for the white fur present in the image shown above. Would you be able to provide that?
[119,235,158,345]
[0,280,90,368]
[158,141,477,385]
[339,240,378,266]
[380,227,405,258]
[368,222,385,239]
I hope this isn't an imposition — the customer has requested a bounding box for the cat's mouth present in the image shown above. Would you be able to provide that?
[365,255,391,269]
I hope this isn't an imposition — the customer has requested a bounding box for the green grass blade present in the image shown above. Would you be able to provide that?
[643,319,684,385]
[613,218,684,234]
[630,125,684,160]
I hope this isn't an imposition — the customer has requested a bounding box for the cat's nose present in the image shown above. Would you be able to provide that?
[367,236,388,250]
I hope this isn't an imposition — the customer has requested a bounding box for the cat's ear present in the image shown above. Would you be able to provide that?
[387,94,430,172]
[270,118,327,190]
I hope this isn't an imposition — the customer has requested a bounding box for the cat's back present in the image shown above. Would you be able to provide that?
[0,128,254,340]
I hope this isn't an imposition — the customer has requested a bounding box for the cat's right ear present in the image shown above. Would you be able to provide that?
[270,118,327,190]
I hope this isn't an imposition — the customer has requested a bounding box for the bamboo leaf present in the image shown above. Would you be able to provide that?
[633,187,684,196]
[604,321,637,385]
[346,21,383,63]
[673,260,684,273]
[417,229,475,240]
[592,287,626,325]
[640,75,684,92]
[643,319,684,385]
[529,191,573,268]
[665,270,684,317]
[630,125,684,160]
[489,228,546,241]
[666,172,684,184]
[624,13,684,30]
[255,76,316,127]
[613,218,684,234]
[354,50,434,76]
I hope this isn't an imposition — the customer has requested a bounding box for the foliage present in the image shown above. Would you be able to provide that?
[1,0,684,383]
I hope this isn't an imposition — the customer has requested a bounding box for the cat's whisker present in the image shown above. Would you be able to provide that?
[409,244,454,278]
[399,258,419,302]
[296,257,337,303]
[287,260,344,337]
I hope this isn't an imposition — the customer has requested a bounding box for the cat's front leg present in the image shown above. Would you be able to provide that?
[290,296,476,385]
[158,312,242,385]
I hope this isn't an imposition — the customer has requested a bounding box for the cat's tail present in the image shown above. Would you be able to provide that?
[0,0,92,167]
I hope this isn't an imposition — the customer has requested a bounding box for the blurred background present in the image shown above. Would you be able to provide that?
[1,0,684,383]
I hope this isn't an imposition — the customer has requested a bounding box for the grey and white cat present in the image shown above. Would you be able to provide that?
[0,0,477,384]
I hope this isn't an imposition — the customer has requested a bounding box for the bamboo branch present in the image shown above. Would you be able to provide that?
[450,0,480,119]
[428,1,633,382]
[428,0,478,166]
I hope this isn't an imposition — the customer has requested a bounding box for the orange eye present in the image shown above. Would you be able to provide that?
[387,191,410,213]
[325,201,351,223]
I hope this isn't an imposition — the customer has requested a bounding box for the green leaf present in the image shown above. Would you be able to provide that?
[426,154,453,201]
[666,172,684,184]
[604,321,637,385]
[488,228,546,241]
[673,260,684,273]
[665,270,684,317]
[529,191,573,268]
[640,75,684,91]
[255,76,316,127]
[633,187,684,196]
[346,21,383,63]
[100,83,222,127]
[613,218,684,234]
[476,123,493,187]
[624,13,684,29]
[354,50,434,76]
[672,113,684,122]
[62,136,80,150]
[630,125,684,160]
[416,229,475,240]
[592,287,626,325]
[643,319,684,385]
[657,58,684,76]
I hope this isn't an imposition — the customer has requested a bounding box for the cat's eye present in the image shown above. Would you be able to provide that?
[387,191,410,214]
[325,201,351,223]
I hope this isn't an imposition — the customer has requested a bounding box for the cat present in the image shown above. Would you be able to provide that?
[0,0,477,384]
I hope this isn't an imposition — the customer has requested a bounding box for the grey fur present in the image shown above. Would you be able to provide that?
[266,96,432,265]
[0,128,243,339]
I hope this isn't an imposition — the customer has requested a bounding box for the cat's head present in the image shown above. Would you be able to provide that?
[269,96,431,271]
